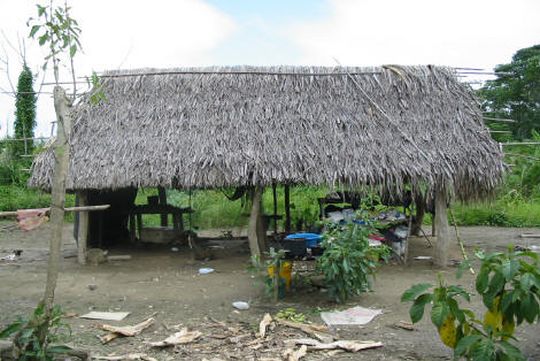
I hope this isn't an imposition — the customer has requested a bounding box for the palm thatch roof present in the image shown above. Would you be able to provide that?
[29,65,504,200]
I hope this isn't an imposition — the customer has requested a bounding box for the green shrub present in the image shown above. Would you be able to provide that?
[0,304,72,361]
[317,222,390,303]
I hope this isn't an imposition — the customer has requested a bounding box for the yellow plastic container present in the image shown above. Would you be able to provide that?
[267,261,293,291]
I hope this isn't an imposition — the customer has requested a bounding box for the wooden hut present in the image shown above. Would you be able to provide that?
[28,65,505,267]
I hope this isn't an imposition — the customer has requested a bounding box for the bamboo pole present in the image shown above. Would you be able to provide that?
[0,204,110,218]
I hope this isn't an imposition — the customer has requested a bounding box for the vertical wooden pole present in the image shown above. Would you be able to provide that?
[434,189,450,268]
[411,194,425,236]
[272,183,278,236]
[77,191,88,265]
[284,185,291,234]
[248,187,266,259]
[43,86,71,313]
[158,187,168,227]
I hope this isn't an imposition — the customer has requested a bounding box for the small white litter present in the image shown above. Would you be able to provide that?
[321,306,382,326]
[171,247,179,252]
[414,256,432,260]
[80,311,130,321]
[232,301,250,310]
[198,267,215,275]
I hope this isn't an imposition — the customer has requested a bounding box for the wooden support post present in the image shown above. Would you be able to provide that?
[248,187,266,259]
[158,187,168,227]
[284,185,291,234]
[129,214,136,242]
[76,192,88,265]
[411,194,425,236]
[136,213,142,241]
[272,183,278,236]
[434,189,450,268]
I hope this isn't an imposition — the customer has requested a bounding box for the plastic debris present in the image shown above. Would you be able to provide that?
[232,301,250,310]
[320,306,382,326]
[199,267,215,275]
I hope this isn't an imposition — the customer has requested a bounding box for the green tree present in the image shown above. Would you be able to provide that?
[479,45,540,140]
[13,64,37,156]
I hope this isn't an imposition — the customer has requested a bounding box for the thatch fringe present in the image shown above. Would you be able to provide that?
[29,65,504,201]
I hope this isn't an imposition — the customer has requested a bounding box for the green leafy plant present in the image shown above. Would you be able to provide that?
[402,248,539,360]
[317,222,390,303]
[249,248,289,301]
[0,304,71,360]
[275,308,307,323]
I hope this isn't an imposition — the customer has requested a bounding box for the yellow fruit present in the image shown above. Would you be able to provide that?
[438,316,457,348]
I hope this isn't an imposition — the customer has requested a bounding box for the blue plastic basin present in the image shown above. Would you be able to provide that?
[285,233,323,248]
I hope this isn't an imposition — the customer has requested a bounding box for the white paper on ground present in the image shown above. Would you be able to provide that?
[80,311,130,321]
[321,306,382,326]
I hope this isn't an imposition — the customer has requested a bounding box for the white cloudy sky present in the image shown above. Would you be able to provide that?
[0,0,539,138]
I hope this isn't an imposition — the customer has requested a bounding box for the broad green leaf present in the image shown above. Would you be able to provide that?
[69,44,77,57]
[401,283,433,302]
[409,293,432,324]
[0,320,24,339]
[476,266,489,293]
[501,259,519,281]
[47,344,73,354]
[430,302,449,328]
[497,340,526,361]
[454,334,482,357]
[29,25,40,38]
[38,33,49,46]
[470,338,495,361]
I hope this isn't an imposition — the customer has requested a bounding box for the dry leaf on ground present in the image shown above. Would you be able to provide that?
[147,327,202,347]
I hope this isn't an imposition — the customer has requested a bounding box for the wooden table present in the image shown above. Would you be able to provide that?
[128,204,193,242]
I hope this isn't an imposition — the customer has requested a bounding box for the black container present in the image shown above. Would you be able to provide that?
[281,239,307,258]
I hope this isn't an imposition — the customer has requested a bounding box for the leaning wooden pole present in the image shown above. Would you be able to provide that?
[43,86,72,312]
[433,188,450,268]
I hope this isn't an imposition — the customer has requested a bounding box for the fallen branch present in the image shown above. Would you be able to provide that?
[276,319,332,343]
[288,338,383,352]
[92,353,157,361]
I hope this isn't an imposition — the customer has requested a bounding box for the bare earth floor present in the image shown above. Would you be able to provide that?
[1,221,539,360]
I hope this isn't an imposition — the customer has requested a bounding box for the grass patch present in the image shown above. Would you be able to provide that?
[452,200,540,227]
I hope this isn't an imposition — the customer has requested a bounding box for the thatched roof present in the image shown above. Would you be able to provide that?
[29,65,504,200]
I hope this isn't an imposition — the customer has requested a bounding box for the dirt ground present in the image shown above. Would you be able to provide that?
[1,221,539,361]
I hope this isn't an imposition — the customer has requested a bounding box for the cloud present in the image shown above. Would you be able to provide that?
[288,0,540,69]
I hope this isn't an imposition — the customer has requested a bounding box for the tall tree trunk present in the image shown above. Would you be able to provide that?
[43,86,72,312]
